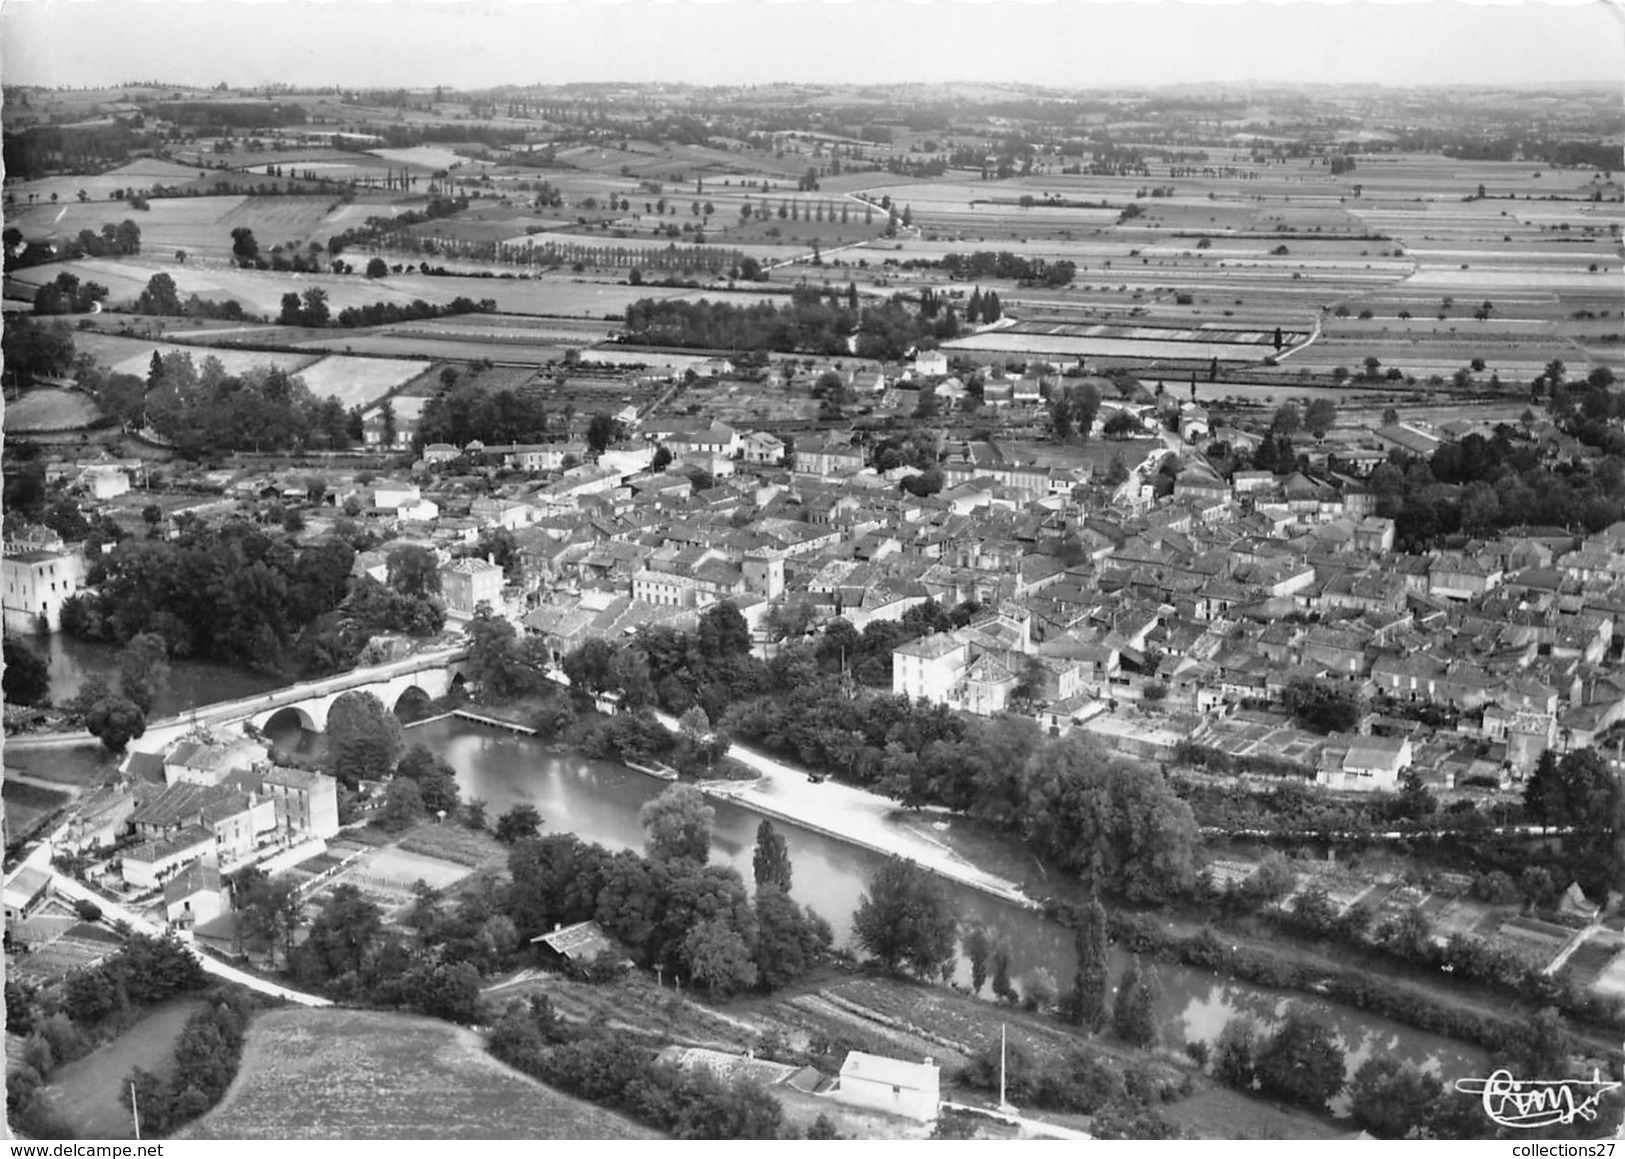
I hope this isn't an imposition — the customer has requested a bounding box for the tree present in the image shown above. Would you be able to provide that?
[300,287,330,327]
[586,412,622,453]
[117,632,169,714]
[387,545,441,599]
[85,693,145,753]
[1304,398,1337,439]
[1112,954,1158,1047]
[1282,678,1361,734]
[1070,888,1109,1030]
[291,882,383,987]
[752,884,831,990]
[851,856,957,980]
[380,775,426,831]
[1023,739,1199,902]
[1271,402,1300,438]
[965,926,991,995]
[230,228,259,265]
[1102,411,1141,440]
[983,936,1013,1003]
[752,819,792,892]
[233,868,303,966]
[683,916,758,996]
[2,637,50,707]
[366,257,389,279]
[639,785,714,865]
[1212,1017,1257,1089]
[495,803,543,845]
[698,601,751,661]
[136,272,181,315]
[324,691,405,787]
[1253,1008,1346,1112]
[1349,1057,1442,1138]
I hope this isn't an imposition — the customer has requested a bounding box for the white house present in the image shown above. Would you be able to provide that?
[1317,734,1412,793]
[912,350,949,379]
[835,1052,940,1123]
[2,543,87,633]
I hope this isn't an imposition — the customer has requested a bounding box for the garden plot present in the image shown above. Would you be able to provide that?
[1485,915,1574,970]
[1560,932,1625,994]
[349,845,473,892]
[293,356,426,409]
[1590,945,1625,1001]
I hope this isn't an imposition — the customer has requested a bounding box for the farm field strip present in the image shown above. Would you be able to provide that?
[180,1008,656,1139]
[944,332,1307,361]
[293,356,429,408]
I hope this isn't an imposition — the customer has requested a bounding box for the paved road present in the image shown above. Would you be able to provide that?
[5,646,470,754]
[21,840,330,1008]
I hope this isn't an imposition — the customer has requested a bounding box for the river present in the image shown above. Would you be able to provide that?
[412,716,1487,1105]
[41,634,283,719]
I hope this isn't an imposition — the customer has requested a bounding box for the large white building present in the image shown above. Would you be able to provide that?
[834,1052,940,1123]
[2,544,86,632]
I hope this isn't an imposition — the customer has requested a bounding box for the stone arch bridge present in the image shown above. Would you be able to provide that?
[173,647,471,736]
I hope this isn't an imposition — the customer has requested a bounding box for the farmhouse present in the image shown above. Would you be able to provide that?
[834,1051,940,1123]
[530,919,622,976]
[164,860,227,927]
[2,866,52,923]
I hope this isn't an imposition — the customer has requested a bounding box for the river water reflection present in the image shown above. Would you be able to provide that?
[42,634,283,719]
[417,716,1486,1102]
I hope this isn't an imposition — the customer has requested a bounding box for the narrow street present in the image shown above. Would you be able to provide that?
[21,838,331,1008]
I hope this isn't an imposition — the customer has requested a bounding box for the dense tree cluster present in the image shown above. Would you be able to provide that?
[488,1006,787,1138]
[32,271,109,315]
[416,376,552,448]
[505,808,831,997]
[63,521,358,675]
[331,295,496,329]
[123,991,256,1137]
[141,351,355,455]
[956,1039,1182,1138]
[1366,409,1625,549]
[1,316,77,385]
[1282,677,1363,734]
[9,933,210,1137]
[619,286,955,360]
[942,251,1075,288]
[3,637,51,707]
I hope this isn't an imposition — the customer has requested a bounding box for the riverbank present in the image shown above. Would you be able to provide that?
[652,710,1037,910]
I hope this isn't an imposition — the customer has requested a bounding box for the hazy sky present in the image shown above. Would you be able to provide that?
[2,0,1621,91]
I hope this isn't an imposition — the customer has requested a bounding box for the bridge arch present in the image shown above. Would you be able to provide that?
[392,685,434,723]
[262,704,319,737]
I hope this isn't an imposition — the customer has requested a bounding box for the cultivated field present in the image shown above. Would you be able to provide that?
[293,356,427,409]
[3,388,102,432]
[179,1008,657,1139]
